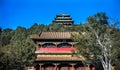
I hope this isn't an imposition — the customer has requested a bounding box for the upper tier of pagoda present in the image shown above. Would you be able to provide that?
[30,32,79,53]
[52,14,74,26]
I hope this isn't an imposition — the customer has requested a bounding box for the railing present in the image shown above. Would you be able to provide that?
[37,56,84,60]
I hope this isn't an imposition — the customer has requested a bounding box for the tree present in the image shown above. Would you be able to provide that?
[0,26,35,70]
[10,26,35,70]
[28,23,46,34]
[0,28,14,47]
[0,46,15,70]
[111,29,120,70]
[73,12,119,70]
[48,23,65,31]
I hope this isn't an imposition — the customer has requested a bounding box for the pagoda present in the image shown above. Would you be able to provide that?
[30,14,95,70]
[30,32,96,70]
[52,14,74,26]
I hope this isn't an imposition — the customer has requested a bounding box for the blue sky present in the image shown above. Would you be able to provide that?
[0,0,120,29]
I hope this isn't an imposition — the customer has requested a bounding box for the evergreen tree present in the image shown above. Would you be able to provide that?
[72,12,120,70]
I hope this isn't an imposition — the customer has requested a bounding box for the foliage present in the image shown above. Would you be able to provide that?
[0,28,14,47]
[72,12,120,70]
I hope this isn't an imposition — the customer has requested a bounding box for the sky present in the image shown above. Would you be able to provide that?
[0,0,120,30]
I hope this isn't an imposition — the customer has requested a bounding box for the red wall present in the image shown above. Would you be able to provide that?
[39,47,76,53]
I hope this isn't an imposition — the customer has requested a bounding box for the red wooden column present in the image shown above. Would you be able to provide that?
[41,66,44,70]
[71,64,75,70]
[39,64,42,70]
[55,43,58,48]
[40,43,43,48]
[54,64,58,70]
[92,66,95,70]
[87,64,90,70]
[34,64,36,70]
[36,41,39,51]
[72,44,74,48]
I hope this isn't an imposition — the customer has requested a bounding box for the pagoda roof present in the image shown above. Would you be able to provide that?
[53,20,74,22]
[30,32,82,40]
[30,32,72,39]
[56,14,70,17]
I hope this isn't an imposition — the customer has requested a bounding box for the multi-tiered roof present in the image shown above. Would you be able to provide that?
[52,14,74,26]
[30,14,95,70]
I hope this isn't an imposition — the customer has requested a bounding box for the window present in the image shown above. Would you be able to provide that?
[42,43,56,48]
[57,43,72,48]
